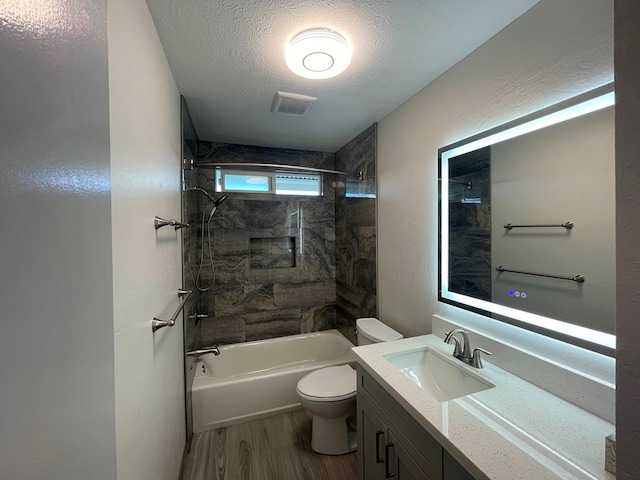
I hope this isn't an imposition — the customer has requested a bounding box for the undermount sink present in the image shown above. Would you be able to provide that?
[383,347,495,402]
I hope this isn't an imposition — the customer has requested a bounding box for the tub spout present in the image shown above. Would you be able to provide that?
[187,346,220,356]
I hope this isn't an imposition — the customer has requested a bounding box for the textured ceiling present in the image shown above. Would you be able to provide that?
[146,0,539,152]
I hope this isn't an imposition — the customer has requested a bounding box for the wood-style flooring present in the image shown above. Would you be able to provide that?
[180,409,358,480]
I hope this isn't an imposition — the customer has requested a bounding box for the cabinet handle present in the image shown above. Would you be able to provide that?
[385,442,396,478]
[375,431,385,463]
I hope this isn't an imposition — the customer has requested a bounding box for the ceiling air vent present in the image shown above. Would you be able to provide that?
[271,91,317,117]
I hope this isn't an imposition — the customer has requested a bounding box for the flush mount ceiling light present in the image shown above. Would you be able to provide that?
[286,29,352,80]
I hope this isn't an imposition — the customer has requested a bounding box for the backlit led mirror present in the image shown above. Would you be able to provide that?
[438,84,615,356]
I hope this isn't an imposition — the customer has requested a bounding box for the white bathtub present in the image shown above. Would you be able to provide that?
[192,329,356,433]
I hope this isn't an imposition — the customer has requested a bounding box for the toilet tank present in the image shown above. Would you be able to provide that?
[356,318,403,345]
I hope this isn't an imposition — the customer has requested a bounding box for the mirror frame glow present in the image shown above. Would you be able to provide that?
[438,84,615,355]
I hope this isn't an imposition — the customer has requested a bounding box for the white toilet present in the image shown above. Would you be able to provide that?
[295,318,403,455]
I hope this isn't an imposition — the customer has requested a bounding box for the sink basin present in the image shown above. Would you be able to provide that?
[383,348,495,402]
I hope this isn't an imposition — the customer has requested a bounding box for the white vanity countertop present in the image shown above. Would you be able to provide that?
[352,334,615,480]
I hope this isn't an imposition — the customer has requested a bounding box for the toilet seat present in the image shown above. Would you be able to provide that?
[296,365,356,402]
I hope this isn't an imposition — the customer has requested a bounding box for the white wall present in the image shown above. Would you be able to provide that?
[614,1,640,478]
[0,1,117,479]
[108,0,184,479]
[377,0,614,378]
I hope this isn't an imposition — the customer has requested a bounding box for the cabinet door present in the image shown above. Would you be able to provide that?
[359,398,388,480]
[443,450,475,480]
[388,431,434,480]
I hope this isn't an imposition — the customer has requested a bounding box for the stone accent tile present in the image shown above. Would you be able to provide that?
[274,282,326,308]
[299,228,327,256]
[250,254,295,269]
[336,281,367,319]
[248,264,299,284]
[297,255,336,283]
[210,255,248,284]
[199,315,245,346]
[335,310,358,345]
[301,304,337,333]
[336,124,376,175]
[301,201,335,228]
[245,309,302,341]
[249,237,295,268]
[325,279,337,304]
[214,284,276,316]
[244,200,301,228]
[355,226,376,261]
[354,258,376,293]
[213,229,251,256]
[210,198,246,229]
[343,197,376,226]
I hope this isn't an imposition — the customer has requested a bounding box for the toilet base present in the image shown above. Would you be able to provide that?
[310,413,357,455]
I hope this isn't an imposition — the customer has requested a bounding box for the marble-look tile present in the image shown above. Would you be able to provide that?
[248,264,299,284]
[353,258,376,292]
[210,255,248,285]
[245,309,302,341]
[292,255,332,283]
[340,197,376,227]
[300,202,335,229]
[214,284,276,316]
[210,198,246,229]
[212,229,250,256]
[336,124,376,176]
[200,315,246,346]
[185,134,375,346]
[336,281,368,318]
[244,200,302,228]
[301,304,337,333]
[274,282,326,308]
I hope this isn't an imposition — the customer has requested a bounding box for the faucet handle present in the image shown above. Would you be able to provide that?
[471,347,492,368]
[445,333,464,357]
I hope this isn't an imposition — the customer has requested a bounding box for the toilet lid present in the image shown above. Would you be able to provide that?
[297,365,356,401]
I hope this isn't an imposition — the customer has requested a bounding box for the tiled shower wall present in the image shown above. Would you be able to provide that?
[183,125,377,348]
[335,125,378,343]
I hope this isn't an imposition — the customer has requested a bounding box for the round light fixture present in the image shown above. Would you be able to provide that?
[286,29,352,80]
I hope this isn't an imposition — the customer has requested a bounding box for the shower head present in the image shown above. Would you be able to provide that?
[207,194,229,221]
[214,194,229,206]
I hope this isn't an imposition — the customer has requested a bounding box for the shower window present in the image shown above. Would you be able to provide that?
[216,169,322,196]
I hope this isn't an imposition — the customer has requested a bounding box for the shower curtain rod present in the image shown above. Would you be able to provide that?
[192,162,353,176]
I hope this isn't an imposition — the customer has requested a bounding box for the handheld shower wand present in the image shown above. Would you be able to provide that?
[184,187,229,291]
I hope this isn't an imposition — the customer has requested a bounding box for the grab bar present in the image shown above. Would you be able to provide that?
[496,266,585,283]
[503,221,574,230]
[154,216,189,230]
[152,289,193,332]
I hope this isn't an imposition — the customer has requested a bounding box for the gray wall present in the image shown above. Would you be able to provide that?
[615,1,640,477]
[0,1,117,478]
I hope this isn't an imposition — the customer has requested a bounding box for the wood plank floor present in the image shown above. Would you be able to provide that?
[180,409,358,480]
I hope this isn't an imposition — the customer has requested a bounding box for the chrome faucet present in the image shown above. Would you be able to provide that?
[186,346,220,356]
[443,329,491,368]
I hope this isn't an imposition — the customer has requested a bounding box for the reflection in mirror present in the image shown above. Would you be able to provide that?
[438,85,615,355]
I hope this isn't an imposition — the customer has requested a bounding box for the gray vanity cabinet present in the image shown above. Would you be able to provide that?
[357,366,476,480]
[359,397,427,479]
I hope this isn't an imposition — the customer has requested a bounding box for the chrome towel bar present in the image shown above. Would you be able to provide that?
[152,289,193,332]
[496,266,585,283]
[503,221,574,230]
